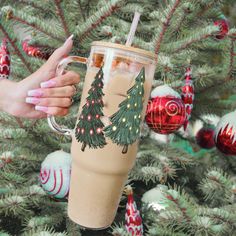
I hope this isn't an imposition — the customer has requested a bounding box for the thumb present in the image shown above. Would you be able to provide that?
[45,35,74,70]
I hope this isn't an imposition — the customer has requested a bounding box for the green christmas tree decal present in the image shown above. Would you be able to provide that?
[75,67,106,151]
[104,67,145,154]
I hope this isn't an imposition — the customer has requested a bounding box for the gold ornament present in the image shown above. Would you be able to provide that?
[6,10,13,20]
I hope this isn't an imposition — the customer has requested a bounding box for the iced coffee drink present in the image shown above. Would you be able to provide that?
[69,42,156,229]
[48,41,157,229]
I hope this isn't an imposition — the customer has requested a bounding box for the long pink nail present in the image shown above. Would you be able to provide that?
[25,97,40,105]
[28,89,43,97]
[35,106,48,112]
[40,80,56,88]
[64,34,74,45]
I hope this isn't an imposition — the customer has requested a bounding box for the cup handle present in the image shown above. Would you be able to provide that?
[47,56,88,136]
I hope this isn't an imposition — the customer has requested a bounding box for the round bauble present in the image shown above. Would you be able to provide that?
[215,111,236,155]
[214,18,229,40]
[40,150,72,199]
[196,127,215,149]
[145,85,186,134]
[141,184,169,211]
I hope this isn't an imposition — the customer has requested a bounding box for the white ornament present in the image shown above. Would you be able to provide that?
[151,85,181,99]
[150,131,174,144]
[215,110,236,144]
[141,185,169,211]
[40,150,72,199]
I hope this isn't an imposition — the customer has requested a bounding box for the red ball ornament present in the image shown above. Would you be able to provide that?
[214,18,229,40]
[215,111,236,155]
[0,38,10,80]
[145,85,186,134]
[196,127,215,149]
[125,186,143,236]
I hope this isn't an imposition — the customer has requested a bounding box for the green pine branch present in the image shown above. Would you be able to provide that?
[152,0,182,54]
[199,168,234,206]
[1,6,64,42]
[0,18,32,73]
[54,0,70,37]
[75,0,125,44]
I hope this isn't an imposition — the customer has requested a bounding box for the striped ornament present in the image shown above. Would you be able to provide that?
[181,68,194,131]
[0,39,10,80]
[125,186,143,236]
[40,150,72,199]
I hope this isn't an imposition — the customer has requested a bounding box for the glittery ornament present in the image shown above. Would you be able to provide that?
[125,186,143,236]
[214,18,229,40]
[181,68,194,130]
[0,39,10,80]
[215,111,236,155]
[40,150,72,199]
[22,40,50,59]
[196,127,215,149]
[145,85,186,134]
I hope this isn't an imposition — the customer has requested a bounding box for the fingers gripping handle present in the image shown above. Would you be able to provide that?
[47,56,87,136]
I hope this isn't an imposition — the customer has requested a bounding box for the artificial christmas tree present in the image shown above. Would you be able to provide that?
[0,0,235,235]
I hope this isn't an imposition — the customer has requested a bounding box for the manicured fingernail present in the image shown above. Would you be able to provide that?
[35,106,48,112]
[40,80,56,88]
[27,89,43,97]
[64,34,74,45]
[25,97,40,105]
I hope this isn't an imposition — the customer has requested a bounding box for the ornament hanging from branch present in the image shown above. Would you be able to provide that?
[40,150,72,199]
[104,67,145,154]
[196,126,215,149]
[0,38,10,80]
[181,67,194,131]
[125,185,143,236]
[22,40,50,60]
[145,85,186,134]
[141,184,169,212]
[214,16,229,40]
[214,110,236,155]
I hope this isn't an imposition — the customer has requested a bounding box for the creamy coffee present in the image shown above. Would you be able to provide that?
[68,57,153,228]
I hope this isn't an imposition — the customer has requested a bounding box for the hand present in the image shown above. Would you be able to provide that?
[0,35,80,119]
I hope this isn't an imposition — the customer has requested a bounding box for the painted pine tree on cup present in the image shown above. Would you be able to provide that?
[75,67,106,151]
[104,67,145,154]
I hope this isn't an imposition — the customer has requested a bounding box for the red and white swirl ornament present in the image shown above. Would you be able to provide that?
[40,150,72,199]
[181,68,194,131]
[125,186,143,236]
[145,85,186,134]
[214,110,236,155]
[0,38,10,80]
